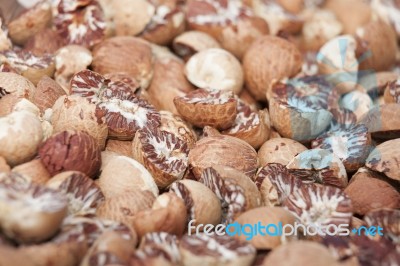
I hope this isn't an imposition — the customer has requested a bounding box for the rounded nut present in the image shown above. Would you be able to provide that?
[0,72,36,100]
[12,159,50,184]
[173,31,221,60]
[0,95,40,117]
[258,138,307,167]
[31,76,66,114]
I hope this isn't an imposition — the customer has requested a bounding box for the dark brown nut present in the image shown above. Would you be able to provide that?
[159,110,197,148]
[31,76,66,114]
[47,171,105,216]
[95,97,161,140]
[132,128,189,188]
[54,45,93,91]
[383,78,400,103]
[312,124,371,172]
[200,166,262,223]
[286,149,348,188]
[12,158,51,184]
[184,48,244,94]
[39,130,102,178]
[355,20,397,71]
[0,111,43,166]
[345,168,400,215]
[105,139,133,157]
[53,0,106,48]
[51,95,109,149]
[365,138,400,181]
[0,49,55,85]
[174,89,237,130]
[8,1,52,46]
[234,207,296,249]
[180,234,256,266]
[92,36,154,89]
[132,192,187,238]
[254,163,302,207]
[0,156,10,173]
[0,176,68,243]
[284,184,353,231]
[188,134,258,180]
[221,99,270,149]
[24,28,64,56]
[261,241,339,266]
[141,54,195,115]
[0,72,36,100]
[170,179,222,231]
[173,31,221,60]
[139,232,181,264]
[364,208,399,245]
[258,138,307,167]
[98,155,159,197]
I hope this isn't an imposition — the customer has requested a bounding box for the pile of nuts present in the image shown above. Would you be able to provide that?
[0,0,399,265]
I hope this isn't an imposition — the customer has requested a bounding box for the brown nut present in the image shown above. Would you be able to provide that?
[233,207,296,249]
[383,78,400,103]
[8,1,52,46]
[0,157,10,173]
[0,72,36,100]
[0,111,43,166]
[174,89,237,130]
[0,18,11,52]
[0,94,41,117]
[173,31,221,60]
[258,138,307,167]
[159,110,197,148]
[51,95,109,149]
[170,179,222,231]
[184,48,244,94]
[23,28,64,56]
[105,139,133,157]
[243,36,302,101]
[180,234,256,266]
[92,36,154,89]
[345,168,400,215]
[31,76,66,114]
[188,134,258,180]
[39,130,101,178]
[12,159,51,184]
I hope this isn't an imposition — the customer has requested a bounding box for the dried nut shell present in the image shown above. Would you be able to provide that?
[105,139,133,158]
[243,36,302,101]
[0,72,36,100]
[262,241,338,266]
[98,155,159,198]
[365,138,400,181]
[344,168,400,215]
[170,179,222,230]
[12,159,50,184]
[184,48,244,94]
[234,207,296,249]
[173,31,221,60]
[32,76,66,114]
[0,111,43,166]
[188,135,258,180]
[174,89,237,130]
[92,36,154,89]
[51,95,108,149]
[258,138,307,167]
[159,111,197,148]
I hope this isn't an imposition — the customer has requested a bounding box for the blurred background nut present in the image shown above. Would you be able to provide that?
[0,94,40,117]
[31,76,66,115]
[0,157,10,173]
[258,138,307,167]
[173,31,221,60]
[12,158,51,184]
[39,130,102,178]
[105,139,133,158]
[159,110,197,148]
[23,28,64,56]
[0,111,43,166]
[0,72,36,100]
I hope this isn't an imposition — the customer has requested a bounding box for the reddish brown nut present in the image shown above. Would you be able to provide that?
[12,159,51,184]
[105,139,133,157]
[51,95,109,149]
[39,130,101,178]
[355,20,397,71]
[345,168,400,215]
[142,53,195,115]
[173,31,221,60]
[262,241,339,266]
[159,110,197,148]
[0,49,55,85]
[53,0,106,48]
[170,179,222,231]
[254,163,302,207]
[31,76,66,114]
[54,45,93,91]
[7,1,52,46]
[180,234,256,266]
[132,128,189,188]
[287,149,348,188]
[199,166,262,223]
[92,36,154,89]
[0,111,43,166]
[47,171,105,216]
[0,72,36,100]
[0,176,68,243]
[188,134,258,180]
[24,28,64,56]
[243,36,302,101]
[365,138,400,181]
[132,192,187,238]
[174,89,237,130]
[258,138,307,167]
[383,78,400,103]
[98,155,159,197]
[234,207,296,249]
[222,99,270,149]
